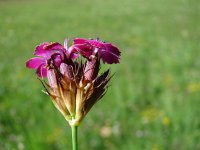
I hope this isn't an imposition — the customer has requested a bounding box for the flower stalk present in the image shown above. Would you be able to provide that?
[71,120,78,150]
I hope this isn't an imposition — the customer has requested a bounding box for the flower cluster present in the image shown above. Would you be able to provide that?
[26,38,120,126]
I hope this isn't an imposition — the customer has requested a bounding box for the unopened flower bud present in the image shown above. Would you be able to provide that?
[60,63,73,80]
[84,56,99,81]
[47,69,58,88]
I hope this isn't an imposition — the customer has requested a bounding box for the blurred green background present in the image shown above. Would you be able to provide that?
[0,0,199,149]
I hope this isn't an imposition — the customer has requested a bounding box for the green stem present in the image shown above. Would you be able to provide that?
[71,125,78,150]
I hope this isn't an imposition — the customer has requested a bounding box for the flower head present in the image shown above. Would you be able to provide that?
[26,37,121,126]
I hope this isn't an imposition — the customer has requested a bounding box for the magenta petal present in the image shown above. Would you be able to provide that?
[52,53,62,67]
[43,42,64,51]
[73,38,87,44]
[104,43,121,56]
[36,64,47,78]
[99,50,120,64]
[34,42,49,57]
[73,44,93,58]
[65,46,78,59]
[98,43,120,64]
[34,42,64,58]
[89,40,104,49]
[67,44,91,59]
[26,57,45,69]
[66,46,76,58]
[70,53,78,59]
[74,38,104,48]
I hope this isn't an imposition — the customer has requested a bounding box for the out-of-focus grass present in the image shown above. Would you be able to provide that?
[0,0,199,149]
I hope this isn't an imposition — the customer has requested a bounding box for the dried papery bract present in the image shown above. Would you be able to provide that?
[45,67,71,121]
[41,56,110,126]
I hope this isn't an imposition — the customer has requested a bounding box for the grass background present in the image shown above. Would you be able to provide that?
[0,0,199,149]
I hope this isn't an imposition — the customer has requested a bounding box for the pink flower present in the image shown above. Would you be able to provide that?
[26,42,64,78]
[26,39,77,78]
[26,37,121,126]
[72,38,121,64]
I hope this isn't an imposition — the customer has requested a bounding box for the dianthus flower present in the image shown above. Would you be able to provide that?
[72,38,120,64]
[26,37,121,150]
